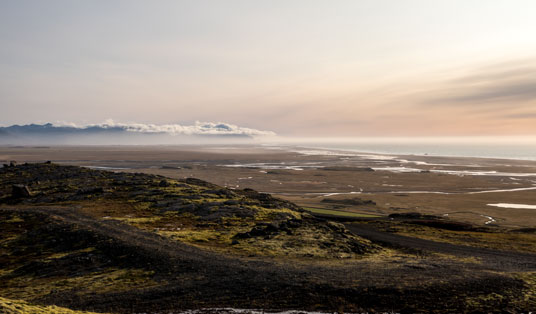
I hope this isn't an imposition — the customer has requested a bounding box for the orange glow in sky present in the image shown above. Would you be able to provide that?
[1,1,536,136]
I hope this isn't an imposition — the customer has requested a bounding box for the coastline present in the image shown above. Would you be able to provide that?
[288,144,536,162]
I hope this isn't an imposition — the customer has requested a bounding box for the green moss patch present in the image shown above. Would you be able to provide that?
[304,207,381,218]
[0,296,106,314]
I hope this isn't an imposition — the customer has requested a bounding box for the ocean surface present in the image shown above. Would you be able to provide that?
[268,137,536,161]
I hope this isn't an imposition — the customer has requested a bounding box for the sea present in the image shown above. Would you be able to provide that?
[266,136,536,161]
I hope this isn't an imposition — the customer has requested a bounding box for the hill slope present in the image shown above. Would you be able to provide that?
[0,163,535,313]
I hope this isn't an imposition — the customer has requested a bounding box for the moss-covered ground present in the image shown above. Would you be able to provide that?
[1,163,535,313]
[0,163,377,259]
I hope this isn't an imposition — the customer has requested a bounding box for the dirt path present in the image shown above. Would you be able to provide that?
[345,223,536,271]
[8,205,536,272]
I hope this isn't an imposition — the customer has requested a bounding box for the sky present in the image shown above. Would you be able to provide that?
[1,0,536,137]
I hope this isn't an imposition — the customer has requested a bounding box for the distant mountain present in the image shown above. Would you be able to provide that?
[1,123,124,135]
[0,121,275,145]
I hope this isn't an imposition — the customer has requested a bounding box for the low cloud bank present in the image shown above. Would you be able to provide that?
[0,120,276,145]
[55,119,276,137]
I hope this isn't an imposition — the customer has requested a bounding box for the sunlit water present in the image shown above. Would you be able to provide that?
[266,136,536,161]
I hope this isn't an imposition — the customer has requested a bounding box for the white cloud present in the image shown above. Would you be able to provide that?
[54,119,276,137]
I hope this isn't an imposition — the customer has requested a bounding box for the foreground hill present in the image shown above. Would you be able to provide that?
[0,162,376,258]
[0,163,535,313]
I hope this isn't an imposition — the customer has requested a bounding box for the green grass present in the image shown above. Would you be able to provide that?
[304,207,381,218]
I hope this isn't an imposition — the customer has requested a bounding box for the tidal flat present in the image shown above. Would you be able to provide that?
[4,145,535,227]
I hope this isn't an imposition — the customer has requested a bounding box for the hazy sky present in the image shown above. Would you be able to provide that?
[1,0,536,136]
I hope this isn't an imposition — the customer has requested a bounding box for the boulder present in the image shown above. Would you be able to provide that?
[76,187,104,195]
[12,184,31,198]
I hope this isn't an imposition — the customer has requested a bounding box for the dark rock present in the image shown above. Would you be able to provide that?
[199,206,256,221]
[159,180,170,187]
[224,199,239,205]
[182,194,202,200]
[177,203,199,212]
[204,189,237,198]
[200,201,224,208]
[76,187,104,195]
[154,200,181,209]
[233,218,302,239]
[182,177,218,188]
[12,184,31,198]
[327,221,346,232]
[287,218,303,228]
[249,225,269,237]
[271,212,293,221]
[235,232,252,239]
[236,188,302,211]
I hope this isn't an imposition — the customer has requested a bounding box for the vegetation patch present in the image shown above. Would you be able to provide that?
[232,220,379,258]
[304,207,381,218]
[392,223,536,253]
[0,297,105,314]
[1,268,157,301]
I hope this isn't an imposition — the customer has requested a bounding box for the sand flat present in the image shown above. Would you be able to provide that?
[2,145,536,227]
